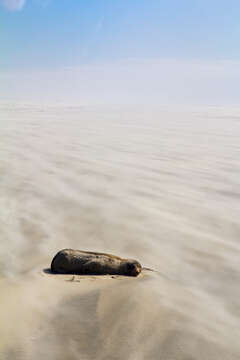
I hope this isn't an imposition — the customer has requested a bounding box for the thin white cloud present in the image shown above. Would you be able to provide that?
[1,0,26,11]
[96,17,104,32]
[1,0,51,11]
[34,0,51,8]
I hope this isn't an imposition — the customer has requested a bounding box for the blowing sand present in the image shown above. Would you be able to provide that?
[0,104,240,359]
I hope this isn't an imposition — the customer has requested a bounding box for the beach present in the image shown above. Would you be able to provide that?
[0,104,240,359]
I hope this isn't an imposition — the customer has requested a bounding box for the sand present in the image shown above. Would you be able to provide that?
[0,104,240,359]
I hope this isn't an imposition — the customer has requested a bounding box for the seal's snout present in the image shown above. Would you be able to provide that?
[134,263,142,276]
[127,261,142,276]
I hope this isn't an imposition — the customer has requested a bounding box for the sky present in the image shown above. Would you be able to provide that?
[1,0,240,105]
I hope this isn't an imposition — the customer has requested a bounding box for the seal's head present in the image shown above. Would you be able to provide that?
[123,260,142,277]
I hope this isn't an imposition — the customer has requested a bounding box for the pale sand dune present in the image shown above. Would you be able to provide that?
[0,104,240,359]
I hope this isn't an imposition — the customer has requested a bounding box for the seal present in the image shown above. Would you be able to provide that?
[51,249,142,277]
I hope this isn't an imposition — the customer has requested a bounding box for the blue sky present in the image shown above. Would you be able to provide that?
[1,0,240,69]
[1,0,240,104]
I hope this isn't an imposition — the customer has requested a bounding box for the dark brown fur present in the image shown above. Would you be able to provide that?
[51,249,142,277]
